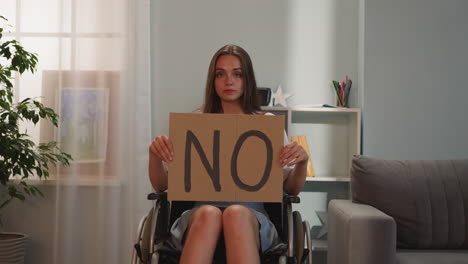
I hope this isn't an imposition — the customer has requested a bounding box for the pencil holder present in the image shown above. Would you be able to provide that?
[332,77,352,107]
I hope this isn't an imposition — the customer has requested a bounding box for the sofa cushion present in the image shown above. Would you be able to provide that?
[351,155,468,249]
[396,249,468,264]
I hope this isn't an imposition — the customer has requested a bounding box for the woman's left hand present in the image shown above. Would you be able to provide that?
[279,141,309,167]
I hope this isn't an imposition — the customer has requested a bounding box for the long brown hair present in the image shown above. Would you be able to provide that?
[202,45,260,114]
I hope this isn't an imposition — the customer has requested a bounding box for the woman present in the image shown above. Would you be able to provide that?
[149,44,308,264]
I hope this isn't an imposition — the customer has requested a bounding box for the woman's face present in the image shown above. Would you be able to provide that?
[214,55,244,104]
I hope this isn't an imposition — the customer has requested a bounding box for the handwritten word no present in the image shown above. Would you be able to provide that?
[184,130,273,192]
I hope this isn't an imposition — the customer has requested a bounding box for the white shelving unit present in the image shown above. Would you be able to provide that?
[262,106,362,254]
[262,106,361,182]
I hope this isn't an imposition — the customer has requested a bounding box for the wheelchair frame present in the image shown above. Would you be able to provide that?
[132,192,312,264]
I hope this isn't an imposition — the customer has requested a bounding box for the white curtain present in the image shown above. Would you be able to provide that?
[3,0,153,263]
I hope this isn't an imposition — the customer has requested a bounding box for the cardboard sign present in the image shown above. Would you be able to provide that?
[168,113,284,202]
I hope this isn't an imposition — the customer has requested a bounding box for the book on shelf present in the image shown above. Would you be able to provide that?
[289,135,315,177]
[294,104,337,108]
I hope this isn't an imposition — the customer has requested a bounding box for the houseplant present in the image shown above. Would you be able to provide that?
[0,15,72,263]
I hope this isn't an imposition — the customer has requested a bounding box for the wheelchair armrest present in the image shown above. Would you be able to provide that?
[283,194,300,204]
[146,192,171,246]
[147,192,167,201]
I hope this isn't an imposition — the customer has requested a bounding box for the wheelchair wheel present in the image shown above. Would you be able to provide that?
[132,214,147,264]
[132,207,155,264]
[293,211,304,263]
[303,221,312,264]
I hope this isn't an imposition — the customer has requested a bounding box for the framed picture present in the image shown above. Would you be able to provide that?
[58,87,109,163]
[40,71,119,180]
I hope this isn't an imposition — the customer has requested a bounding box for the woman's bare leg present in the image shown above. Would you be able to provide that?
[222,205,260,264]
[179,205,222,264]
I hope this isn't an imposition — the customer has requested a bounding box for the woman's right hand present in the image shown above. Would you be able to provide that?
[149,135,174,162]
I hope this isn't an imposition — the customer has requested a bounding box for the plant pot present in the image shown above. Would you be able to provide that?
[0,232,28,264]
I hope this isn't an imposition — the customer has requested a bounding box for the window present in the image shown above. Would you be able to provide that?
[3,0,125,182]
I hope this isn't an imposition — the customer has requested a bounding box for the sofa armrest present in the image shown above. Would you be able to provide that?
[327,200,396,264]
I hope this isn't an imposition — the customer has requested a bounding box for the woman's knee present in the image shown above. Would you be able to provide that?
[222,205,260,250]
[190,205,222,227]
[222,205,257,229]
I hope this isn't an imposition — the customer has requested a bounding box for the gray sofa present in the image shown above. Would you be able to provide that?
[327,155,468,264]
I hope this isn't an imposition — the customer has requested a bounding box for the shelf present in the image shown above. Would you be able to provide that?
[263,106,361,184]
[263,106,361,113]
[306,177,350,182]
[311,239,328,252]
[290,107,360,113]
[262,106,290,111]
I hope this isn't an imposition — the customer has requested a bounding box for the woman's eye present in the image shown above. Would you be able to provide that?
[234,72,243,78]
[215,72,224,78]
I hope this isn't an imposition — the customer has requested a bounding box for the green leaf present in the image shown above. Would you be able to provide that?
[32,186,44,197]
[38,143,49,150]
[0,198,12,209]
[36,168,43,177]
[20,97,31,104]
[13,166,20,175]
[16,193,26,201]
[2,47,11,59]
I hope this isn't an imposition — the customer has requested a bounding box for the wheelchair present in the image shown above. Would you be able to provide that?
[132,192,312,264]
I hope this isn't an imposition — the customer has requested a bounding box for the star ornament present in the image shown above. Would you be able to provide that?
[316,211,328,239]
[272,84,292,107]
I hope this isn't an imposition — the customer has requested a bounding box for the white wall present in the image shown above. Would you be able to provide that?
[285,0,359,107]
[151,0,285,135]
[150,0,359,136]
[149,0,359,244]
[362,0,468,159]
